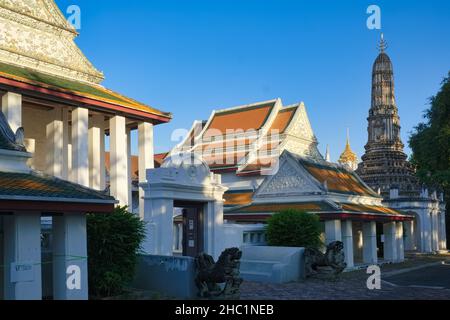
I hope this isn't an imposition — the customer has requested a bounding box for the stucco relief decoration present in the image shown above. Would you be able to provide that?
[259,162,314,195]
[0,0,103,83]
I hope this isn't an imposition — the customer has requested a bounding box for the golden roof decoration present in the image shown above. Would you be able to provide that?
[339,130,358,164]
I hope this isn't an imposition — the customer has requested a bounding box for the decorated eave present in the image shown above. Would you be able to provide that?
[0,0,171,124]
[224,201,413,223]
[0,61,172,124]
[0,112,116,214]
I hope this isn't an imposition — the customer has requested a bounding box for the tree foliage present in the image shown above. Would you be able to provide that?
[87,206,146,298]
[266,209,322,249]
[409,72,450,190]
[409,72,450,243]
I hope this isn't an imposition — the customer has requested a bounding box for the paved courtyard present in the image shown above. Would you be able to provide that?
[240,255,450,300]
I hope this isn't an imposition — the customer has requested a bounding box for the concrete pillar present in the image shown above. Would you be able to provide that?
[431,211,440,252]
[341,220,354,268]
[2,92,22,133]
[0,216,3,300]
[362,221,378,264]
[110,116,129,206]
[71,108,89,187]
[396,222,405,262]
[62,109,70,180]
[439,211,447,250]
[421,211,433,253]
[3,213,42,300]
[204,200,225,259]
[138,122,154,218]
[404,220,415,251]
[89,115,106,190]
[46,111,64,178]
[126,128,132,209]
[148,198,173,256]
[325,220,342,244]
[53,214,88,300]
[383,222,397,262]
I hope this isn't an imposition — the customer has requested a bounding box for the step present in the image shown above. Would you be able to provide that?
[240,260,279,273]
[240,270,272,283]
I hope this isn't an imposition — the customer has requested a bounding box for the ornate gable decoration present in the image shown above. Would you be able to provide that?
[0,0,104,84]
[254,155,321,197]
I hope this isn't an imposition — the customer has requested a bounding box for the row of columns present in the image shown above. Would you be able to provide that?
[2,91,155,212]
[325,219,406,269]
[1,213,88,300]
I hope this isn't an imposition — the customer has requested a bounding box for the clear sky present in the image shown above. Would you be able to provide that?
[56,0,450,160]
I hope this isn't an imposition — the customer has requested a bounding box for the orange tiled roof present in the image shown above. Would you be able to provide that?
[341,204,404,215]
[0,62,171,121]
[203,103,275,138]
[226,202,331,214]
[303,162,377,197]
[268,106,297,134]
[224,191,254,206]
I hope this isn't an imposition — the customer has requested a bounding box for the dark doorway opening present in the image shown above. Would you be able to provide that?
[174,201,205,258]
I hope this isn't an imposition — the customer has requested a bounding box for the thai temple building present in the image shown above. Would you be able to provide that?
[0,0,170,299]
[356,35,447,253]
[164,98,415,268]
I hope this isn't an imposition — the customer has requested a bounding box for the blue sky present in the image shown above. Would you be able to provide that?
[56,0,450,160]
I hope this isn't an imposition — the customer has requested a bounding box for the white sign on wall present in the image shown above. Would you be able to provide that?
[10,262,34,283]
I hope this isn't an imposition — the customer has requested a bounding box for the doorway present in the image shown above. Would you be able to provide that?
[174,201,204,258]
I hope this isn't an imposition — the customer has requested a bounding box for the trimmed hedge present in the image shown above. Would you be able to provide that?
[266,209,322,249]
[87,206,145,298]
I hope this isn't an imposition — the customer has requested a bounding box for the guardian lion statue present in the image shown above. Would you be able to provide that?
[195,248,243,299]
[304,241,347,278]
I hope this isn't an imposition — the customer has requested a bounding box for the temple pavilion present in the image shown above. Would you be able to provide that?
[0,0,171,299]
[163,98,414,268]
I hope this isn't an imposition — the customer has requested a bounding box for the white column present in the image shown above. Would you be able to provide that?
[3,213,42,300]
[325,220,342,244]
[2,92,22,133]
[341,220,354,268]
[439,211,447,250]
[404,220,415,251]
[126,128,132,209]
[383,222,397,262]
[110,116,129,206]
[396,222,405,262]
[421,211,433,253]
[71,108,89,187]
[149,198,174,256]
[53,214,88,300]
[138,122,154,218]
[89,115,105,190]
[431,211,440,252]
[363,221,378,264]
[62,109,70,180]
[46,110,64,178]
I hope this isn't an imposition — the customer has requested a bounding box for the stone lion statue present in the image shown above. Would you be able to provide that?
[195,248,243,299]
[304,241,347,278]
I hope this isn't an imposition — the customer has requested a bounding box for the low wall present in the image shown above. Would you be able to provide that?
[240,246,305,283]
[222,224,267,249]
[132,255,197,299]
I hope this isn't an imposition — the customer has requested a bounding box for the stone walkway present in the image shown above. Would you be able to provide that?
[240,254,450,300]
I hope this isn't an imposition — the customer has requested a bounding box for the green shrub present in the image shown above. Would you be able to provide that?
[87,206,146,298]
[266,209,322,249]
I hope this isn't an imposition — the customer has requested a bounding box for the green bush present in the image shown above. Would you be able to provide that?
[266,209,322,249]
[87,206,146,298]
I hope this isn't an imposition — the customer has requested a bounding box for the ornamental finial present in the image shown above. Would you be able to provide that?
[378,33,388,53]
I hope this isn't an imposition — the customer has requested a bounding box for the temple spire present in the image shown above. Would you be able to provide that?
[338,129,358,171]
[378,33,388,53]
